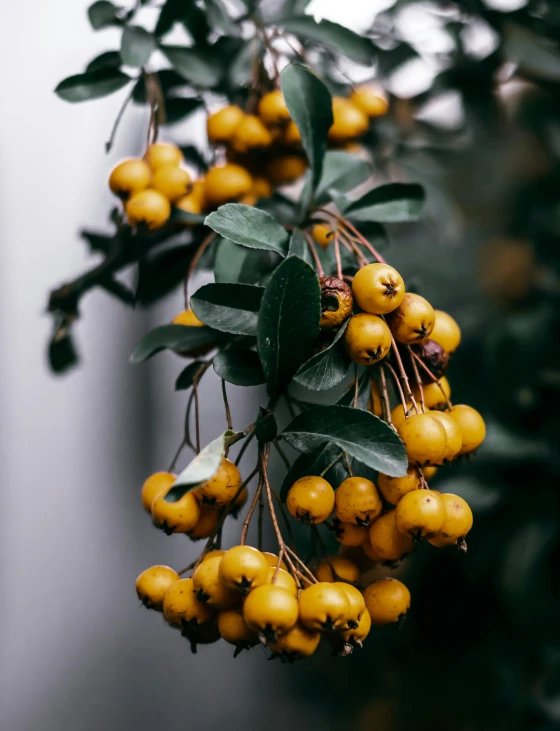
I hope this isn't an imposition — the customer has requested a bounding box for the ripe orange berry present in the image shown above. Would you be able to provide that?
[204,164,253,207]
[428,493,473,548]
[151,489,201,535]
[172,309,204,327]
[217,608,258,650]
[397,411,449,466]
[126,189,171,229]
[315,556,360,583]
[143,142,183,170]
[192,556,240,609]
[198,458,242,506]
[334,520,368,547]
[286,476,335,524]
[341,607,371,647]
[344,313,392,365]
[231,115,273,153]
[363,578,410,625]
[151,164,192,203]
[430,310,461,353]
[251,176,273,200]
[448,404,486,454]
[423,466,438,480]
[266,154,307,185]
[299,582,352,631]
[413,377,451,410]
[334,582,366,629]
[258,90,291,126]
[335,476,383,526]
[268,622,321,660]
[390,401,413,429]
[187,501,220,540]
[283,120,301,145]
[378,466,421,505]
[219,545,269,592]
[202,549,226,562]
[369,381,383,417]
[136,565,180,611]
[207,105,245,143]
[368,510,414,561]
[163,577,214,628]
[430,410,463,461]
[243,584,299,640]
[386,293,435,344]
[328,97,369,142]
[262,552,288,570]
[362,539,384,562]
[350,87,389,118]
[312,222,334,249]
[141,471,176,512]
[395,489,445,538]
[266,567,297,596]
[319,276,354,329]
[109,158,151,198]
[352,263,405,315]
[176,190,203,217]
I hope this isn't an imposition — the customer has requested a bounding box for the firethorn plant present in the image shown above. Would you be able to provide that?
[48,1,486,662]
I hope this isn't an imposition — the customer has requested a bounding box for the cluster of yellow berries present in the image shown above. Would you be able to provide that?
[108,85,388,231]
[136,545,410,660]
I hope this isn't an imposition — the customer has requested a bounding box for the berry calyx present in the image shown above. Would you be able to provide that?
[243,584,299,641]
[298,582,352,631]
[386,293,435,344]
[219,545,269,592]
[395,489,445,539]
[163,577,214,628]
[335,476,383,526]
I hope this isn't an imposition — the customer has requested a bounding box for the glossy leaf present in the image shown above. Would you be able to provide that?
[288,229,313,266]
[280,443,347,501]
[191,283,264,336]
[213,349,265,387]
[130,324,216,363]
[166,432,226,501]
[88,1,122,30]
[294,321,350,391]
[255,408,278,444]
[205,204,289,257]
[345,183,425,223]
[258,256,321,399]
[282,405,408,477]
[175,360,205,391]
[55,68,131,102]
[163,96,202,124]
[281,64,333,193]
[160,45,223,87]
[135,245,195,306]
[86,51,122,73]
[121,26,155,67]
[277,16,375,65]
[132,69,186,103]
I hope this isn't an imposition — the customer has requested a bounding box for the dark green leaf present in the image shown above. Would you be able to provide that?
[132,69,186,102]
[288,229,313,266]
[121,26,155,67]
[191,283,264,336]
[280,443,347,501]
[48,329,79,374]
[161,45,223,87]
[504,24,560,82]
[257,256,321,399]
[213,349,266,386]
[180,144,208,171]
[154,0,183,36]
[277,17,375,65]
[205,204,289,257]
[255,408,278,444]
[88,1,122,30]
[214,239,273,285]
[169,207,205,225]
[130,324,217,363]
[229,40,256,87]
[86,51,122,73]
[206,0,239,36]
[281,64,333,193]
[166,432,226,500]
[337,373,370,410]
[294,321,350,391]
[282,405,408,477]
[346,183,425,223]
[175,360,205,390]
[99,276,135,306]
[55,68,131,102]
[315,151,372,204]
[136,245,194,305]
[80,230,114,255]
[163,96,202,124]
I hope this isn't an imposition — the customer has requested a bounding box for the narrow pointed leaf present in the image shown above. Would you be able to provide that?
[165,432,226,501]
[55,68,131,102]
[175,360,205,390]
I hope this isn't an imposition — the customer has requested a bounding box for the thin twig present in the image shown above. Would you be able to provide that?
[384,361,410,413]
[240,474,263,545]
[303,231,324,277]
[168,438,186,473]
[235,430,256,466]
[193,382,201,453]
[319,451,345,477]
[284,545,318,584]
[387,331,419,412]
[105,85,135,153]
[184,231,217,308]
[408,347,425,413]
[334,232,343,279]
[378,366,393,427]
[272,440,291,470]
[221,379,232,431]
[353,365,359,408]
[410,349,453,409]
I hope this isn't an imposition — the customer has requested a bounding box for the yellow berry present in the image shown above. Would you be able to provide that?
[136,565,180,611]
[109,158,151,198]
[207,105,245,143]
[430,310,461,353]
[368,510,414,561]
[286,476,335,524]
[378,466,421,506]
[344,313,392,365]
[219,545,269,592]
[335,476,382,526]
[386,293,435,344]
[126,189,171,229]
[163,577,214,628]
[152,164,192,203]
[298,582,352,631]
[143,142,183,170]
[363,578,410,625]
[448,405,486,454]
[141,471,176,512]
[395,489,445,538]
[352,263,405,315]
[428,493,473,548]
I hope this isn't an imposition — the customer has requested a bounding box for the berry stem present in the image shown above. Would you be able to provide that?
[338,229,369,267]
[234,430,256,466]
[221,379,233,431]
[409,349,453,410]
[284,546,318,584]
[353,365,360,408]
[387,333,420,413]
[105,85,135,153]
[319,451,345,477]
[240,473,264,545]
[338,217,387,264]
[378,366,393,427]
[408,348,425,413]
[334,232,343,279]
[384,361,410,414]
[184,231,217,308]
[303,231,324,277]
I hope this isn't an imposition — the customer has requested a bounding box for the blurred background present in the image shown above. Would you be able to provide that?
[2,0,560,729]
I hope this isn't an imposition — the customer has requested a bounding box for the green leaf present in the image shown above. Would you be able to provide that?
[169,207,205,226]
[345,183,425,223]
[160,45,223,87]
[121,26,155,67]
[288,229,313,266]
[205,204,289,257]
[88,1,122,30]
[213,349,266,387]
[136,245,196,306]
[257,256,321,399]
[163,96,202,124]
[99,276,135,306]
[255,408,278,444]
[166,432,226,501]
[280,443,347,501]
[86,51,122,73]
[281,64,333,193]
[191,283,263,336]
[315,151,372,204]
[132,69,186,102]
[294,321,350,391]
[282,405,408,477]
[48,329,79,374]
[130,324,217,363]
[175,360,205,390]
[504,24,560,82]
[55,68,131,102]
[337,373,370,410]
[277,17,375,65]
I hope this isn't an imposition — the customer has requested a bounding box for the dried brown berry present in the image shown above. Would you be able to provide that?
[319,277,353,330]
[412,339,449,382]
